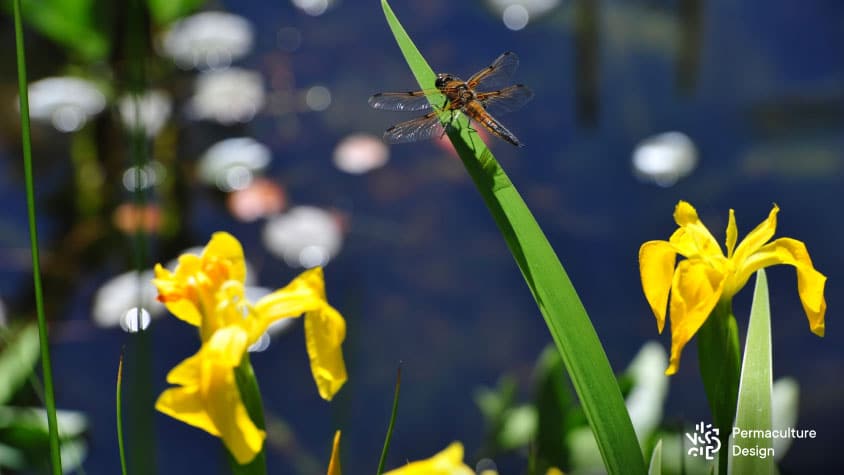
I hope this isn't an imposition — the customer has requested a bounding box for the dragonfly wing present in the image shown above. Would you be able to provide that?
[368,90,440,111]
[467,52,520,92]
[478,85,534,116]
[383,111,446,144]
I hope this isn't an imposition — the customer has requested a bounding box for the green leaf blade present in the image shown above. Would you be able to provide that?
[379,3,645,474]
[729,270,774,475]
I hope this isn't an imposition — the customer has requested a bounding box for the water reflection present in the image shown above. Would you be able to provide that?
[632,131,698,186]
[291,0,335,16]
[121,307,151,333]
[22,77,106,132]
[227,177,288,222]
[188,68,266,124]
[118,90,172,137]
[197,137,272,191]
[486,0,560,30]
[262,206,344,268]
[160,12,254,70]
[92,270,163,328]
[332,133,389,174]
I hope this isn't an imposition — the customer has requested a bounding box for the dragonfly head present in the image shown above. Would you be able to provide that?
[435,73,453,90]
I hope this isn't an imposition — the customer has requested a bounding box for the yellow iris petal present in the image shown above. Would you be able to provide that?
[251,267,328,340]
[725,209,737,258]
[384,442,474,475]
[736,238,826,336]
[666,260,725,375]
[203,232,247,284]
[305,304,348,401]
[731,204,779,265]
[638,240,676,333]
[155,327,265,465]
[671,201,722,258]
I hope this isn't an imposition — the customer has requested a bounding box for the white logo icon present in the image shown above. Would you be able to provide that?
[685,422,721,460]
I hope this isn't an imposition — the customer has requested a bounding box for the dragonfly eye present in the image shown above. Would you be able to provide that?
[435,74,451,89]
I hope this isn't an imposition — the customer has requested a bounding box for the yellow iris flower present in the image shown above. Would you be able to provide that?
[382,442,474,475]
[153,232,348,463]
[639,201,826,375]
[156,325,264,464]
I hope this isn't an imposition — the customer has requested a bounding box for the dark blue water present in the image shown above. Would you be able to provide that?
[1,0,843,473]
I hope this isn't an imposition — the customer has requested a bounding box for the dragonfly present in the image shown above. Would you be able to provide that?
[369,52,534,147]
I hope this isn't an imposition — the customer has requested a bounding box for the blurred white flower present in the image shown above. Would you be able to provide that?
[160,11,254,70]
[188,68,265,124]
[263,206,343,268]
[92,270,163,328]
[291,0,335,16]
[624,341,669,442]
[487,0,560,30]
[197,137,272,191]
[771,378,800,460]
[632,131,698,187]
[332,133,389,174]
[22,77,106,132]
[118,90,172,137]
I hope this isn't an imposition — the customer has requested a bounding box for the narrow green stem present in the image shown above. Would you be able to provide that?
[117,349,128,475]
[697,300,740,475]
[12,1,63,473]
[231,355,267,475]
[376,365,402,475]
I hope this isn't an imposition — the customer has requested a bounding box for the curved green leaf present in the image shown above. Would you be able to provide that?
[378,2,646,473]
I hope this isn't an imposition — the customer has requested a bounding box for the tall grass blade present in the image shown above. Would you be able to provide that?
[117,349,128,475]
[376,365,402,474]
[379,2,645,473]
[12,1,62,473]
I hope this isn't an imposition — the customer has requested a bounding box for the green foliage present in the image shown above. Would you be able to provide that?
[147,0,206,25]
[0,407,89,472]
[379,2,645,473]
[729,270,774,475]
[0,323,40,405]
[11,0,110,61]
[532,345,576,472]
[697,301,740,475]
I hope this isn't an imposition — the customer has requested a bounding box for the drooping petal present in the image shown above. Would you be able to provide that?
[327,430,342,475]
[251,267,328,341]
[204,357,266,464]
[305,304,347,400]
[735,237,826,336]
[725,209,737,258]
[156,386,221,436]
[384,442,474,475]
[638,240,677,333]
[669,201,722,259]
[665,259,725,375]
[156,326,265,464]
[731,204,779,266]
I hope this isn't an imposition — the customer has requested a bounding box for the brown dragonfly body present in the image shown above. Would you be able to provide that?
[369,52,533,147]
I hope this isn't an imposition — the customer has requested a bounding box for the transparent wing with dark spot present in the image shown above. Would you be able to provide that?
[477,84,534,116]
[368,90,441,112]
[467,52,520,92]
[382,111,447,144]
